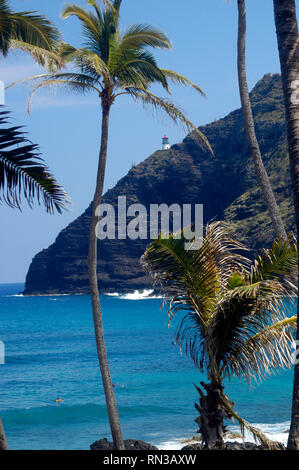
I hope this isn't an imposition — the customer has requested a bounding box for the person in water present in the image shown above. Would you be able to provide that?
[56,397,63,403]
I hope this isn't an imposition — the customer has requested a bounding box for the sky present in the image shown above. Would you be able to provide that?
[0,0,298,283]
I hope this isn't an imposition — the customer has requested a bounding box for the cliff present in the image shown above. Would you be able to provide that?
[23,73,295,295]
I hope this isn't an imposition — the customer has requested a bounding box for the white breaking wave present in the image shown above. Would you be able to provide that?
[105,289,163,300]
[226,421,290,446]
[157,421,290,450]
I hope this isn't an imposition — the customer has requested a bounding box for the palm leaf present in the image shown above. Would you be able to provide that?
[10,11,61,49]
[248,237,298,284]
[160,69,206,96]
[219,394,280,450]
[0,107,70,213]
[125,87,212,151]
[9,40,64,71]
[62,4,100,35]
[112,49,170,91]
[0,0,12,56]
[119,24,171,51]
[221,316,297,382]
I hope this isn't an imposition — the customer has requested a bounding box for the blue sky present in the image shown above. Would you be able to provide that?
[1,0,297,283]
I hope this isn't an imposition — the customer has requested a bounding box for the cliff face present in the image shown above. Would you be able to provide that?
[23,74,295,295]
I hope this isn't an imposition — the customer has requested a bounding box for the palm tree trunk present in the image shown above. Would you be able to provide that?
[272,0,299,450]
[194,382,227,449]
[0,417,8,450]
[88,102,125,450]
[237,0,287,240]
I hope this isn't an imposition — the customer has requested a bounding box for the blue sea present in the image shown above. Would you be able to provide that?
[0,283,295,450]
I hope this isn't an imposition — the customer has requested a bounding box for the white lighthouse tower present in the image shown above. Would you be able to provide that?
[162,134,170,150]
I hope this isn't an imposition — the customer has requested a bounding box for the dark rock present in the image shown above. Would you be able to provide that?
[90,438,159,450]
[23,74,295,295]
[225,441,285,451]
[181,441,285,451]
[181,443,203,451]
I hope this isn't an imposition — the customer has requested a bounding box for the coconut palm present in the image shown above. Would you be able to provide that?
[9,0,210,449]
[272,0,299,450]
[237,0,287,240]
[142,222,297,449]
[0,106,69,212]
[0,0,63,70]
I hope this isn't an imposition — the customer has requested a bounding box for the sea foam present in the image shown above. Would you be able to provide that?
[157,421,290,449]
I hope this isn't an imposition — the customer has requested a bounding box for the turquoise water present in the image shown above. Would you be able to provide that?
[0,283,295,449]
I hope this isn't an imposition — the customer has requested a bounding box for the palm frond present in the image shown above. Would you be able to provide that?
[112,49,170,91]
[219,394,279,450]
[10,11,61,51]
[0,107,70,213]
[248,237,298,284]
[160,69,206,96]
[0,0,12,56]
[25,78,101,114]
[62,4,100,35]
[7,71,100,90]
[9,39,64,72]
[119,24,171,51]
[70,47,111,82]
[221,316,297,382]
[126,87,212,152]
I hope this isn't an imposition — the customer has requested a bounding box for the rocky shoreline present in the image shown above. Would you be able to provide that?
[90,438,286,451]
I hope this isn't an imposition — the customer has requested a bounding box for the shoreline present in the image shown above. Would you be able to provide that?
[156,422,290,450]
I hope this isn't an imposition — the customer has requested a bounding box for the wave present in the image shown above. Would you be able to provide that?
[225,421,290,446]
[105,289,163,300]
[157,421,290,450]
[1,402,177,427]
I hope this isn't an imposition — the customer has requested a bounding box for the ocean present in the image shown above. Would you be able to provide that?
[0,283,295,450]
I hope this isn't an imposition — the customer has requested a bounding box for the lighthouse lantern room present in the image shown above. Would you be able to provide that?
[162,134,170,150]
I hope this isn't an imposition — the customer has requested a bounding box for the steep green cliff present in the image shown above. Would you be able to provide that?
[23,74,295,295]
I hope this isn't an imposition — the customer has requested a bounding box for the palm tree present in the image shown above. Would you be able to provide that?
[0,0,63,71]
[0,106,69,212]
[10,0,211,449]
[142,222,297,449]
[272,0,299,450]
[0,416,8,450]
[237,0,287,240]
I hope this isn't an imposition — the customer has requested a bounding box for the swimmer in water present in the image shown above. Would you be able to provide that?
[56,397,63,403]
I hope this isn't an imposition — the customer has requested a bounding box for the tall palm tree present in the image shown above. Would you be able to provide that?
[272,0,299,450]
[10,0,210,449]
[237,0,287,240]
[0,0,63,71]
[142,222,297,449]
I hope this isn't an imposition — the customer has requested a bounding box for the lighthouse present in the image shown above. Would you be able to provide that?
[162,134,170,150]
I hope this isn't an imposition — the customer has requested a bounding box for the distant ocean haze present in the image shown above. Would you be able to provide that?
[0,283,295,449]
